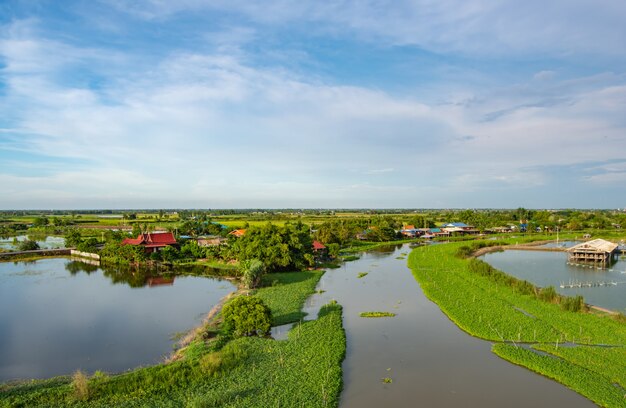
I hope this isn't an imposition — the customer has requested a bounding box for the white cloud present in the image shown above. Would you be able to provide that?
[1,12,626,208]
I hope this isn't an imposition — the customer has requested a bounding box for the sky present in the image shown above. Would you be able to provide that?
[0,0,625,210]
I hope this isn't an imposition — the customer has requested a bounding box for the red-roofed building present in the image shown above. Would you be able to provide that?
[312,240,329,261]
[122,232,178,254]
[228,229,246,237]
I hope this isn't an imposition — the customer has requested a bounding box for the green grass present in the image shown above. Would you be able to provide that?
[254,271,324,326]
[493,344,626,408]
[408,239,626,407]
[357,272,368,278]
[1,270,345,407]
[408,241,626,344]
[359,312,396,318]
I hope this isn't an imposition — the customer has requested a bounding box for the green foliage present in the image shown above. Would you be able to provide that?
[17,239,40,251]
[327,243,340,258]
[230,222,313,272]
[359,312,396,318]
[222,296,272,337]
[357,272,368,278]
[32,216,49,227]
[76,237,98,253]
[64,228,83,248]
[539,286,558,303]
[179,240,208,259]
[562,295,585,312]
[99,242,146,264]
[159,246,180,263]
[240,258,265,289]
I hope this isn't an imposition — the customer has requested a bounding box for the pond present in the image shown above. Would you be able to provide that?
[281,244,593,407]
[0,235,65,250]
[481,249,626,314]
[0,258,235,382]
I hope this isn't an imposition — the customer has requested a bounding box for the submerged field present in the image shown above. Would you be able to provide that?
[408,240,626,407]
[0,271,346,407]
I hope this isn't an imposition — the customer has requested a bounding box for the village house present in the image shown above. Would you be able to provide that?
[228,229,246,237]
[312,240,328,261]
[121,232,178,254]
[400,225,420,238]
[441,222,479,235]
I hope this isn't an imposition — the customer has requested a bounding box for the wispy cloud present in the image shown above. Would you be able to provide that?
[1,3,625,208]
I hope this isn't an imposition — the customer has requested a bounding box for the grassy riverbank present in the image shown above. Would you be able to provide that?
[0,270,345,407]
[408,240,626,407]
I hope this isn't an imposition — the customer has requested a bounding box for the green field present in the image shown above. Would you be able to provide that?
[408,239,626,407]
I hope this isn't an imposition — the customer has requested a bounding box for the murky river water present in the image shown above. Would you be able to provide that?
[282,244,594,407]
[0,258,235,382]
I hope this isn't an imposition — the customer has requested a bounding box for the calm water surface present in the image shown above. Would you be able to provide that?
[482,249,626,314]
[0,235,65,250]
[285,244,593,407]
[0,258,235,382]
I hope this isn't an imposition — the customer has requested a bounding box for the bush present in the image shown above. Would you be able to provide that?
[562,295,585,312]
[539,286,558,303]
[72,370,90,401]
[17,239,40,251]
[76,237,99,253]
[222,296,272,337]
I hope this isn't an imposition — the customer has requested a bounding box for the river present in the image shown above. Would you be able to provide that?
[284,244,594,407]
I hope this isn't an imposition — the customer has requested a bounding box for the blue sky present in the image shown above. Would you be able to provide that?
[1,0,625,209]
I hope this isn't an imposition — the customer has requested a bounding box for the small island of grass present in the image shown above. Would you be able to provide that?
[359,311,396,318]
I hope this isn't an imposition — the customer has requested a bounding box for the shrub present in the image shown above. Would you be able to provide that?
[76,237,99,253]
[221,296,272,337]
[17,239,40,251]
[72,370,90,401]
[562,295,585,312]
[539,286,558,303]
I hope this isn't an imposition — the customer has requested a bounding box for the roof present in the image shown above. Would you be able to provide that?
[122,232,177,246]
[403,225,416,230]
[312,241,326,250]
[567,239,618,254]
[228,229,246,237]
[441,222,470,228]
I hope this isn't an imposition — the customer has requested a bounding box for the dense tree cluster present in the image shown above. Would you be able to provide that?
[230,222,313,272]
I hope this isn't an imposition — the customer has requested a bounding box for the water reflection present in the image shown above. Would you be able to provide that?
[0,258,235,382]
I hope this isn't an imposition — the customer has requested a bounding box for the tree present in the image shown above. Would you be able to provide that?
[32,217,49,227]
[230,222,313,271]
[327,243,340,258]
[18,239,40,251]
[221,296,272,337]
[240,259,265,289]
[131,223,142,237]
[64,229,83,248]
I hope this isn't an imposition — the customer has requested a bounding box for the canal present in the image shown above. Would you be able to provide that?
[288,244,594,407]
